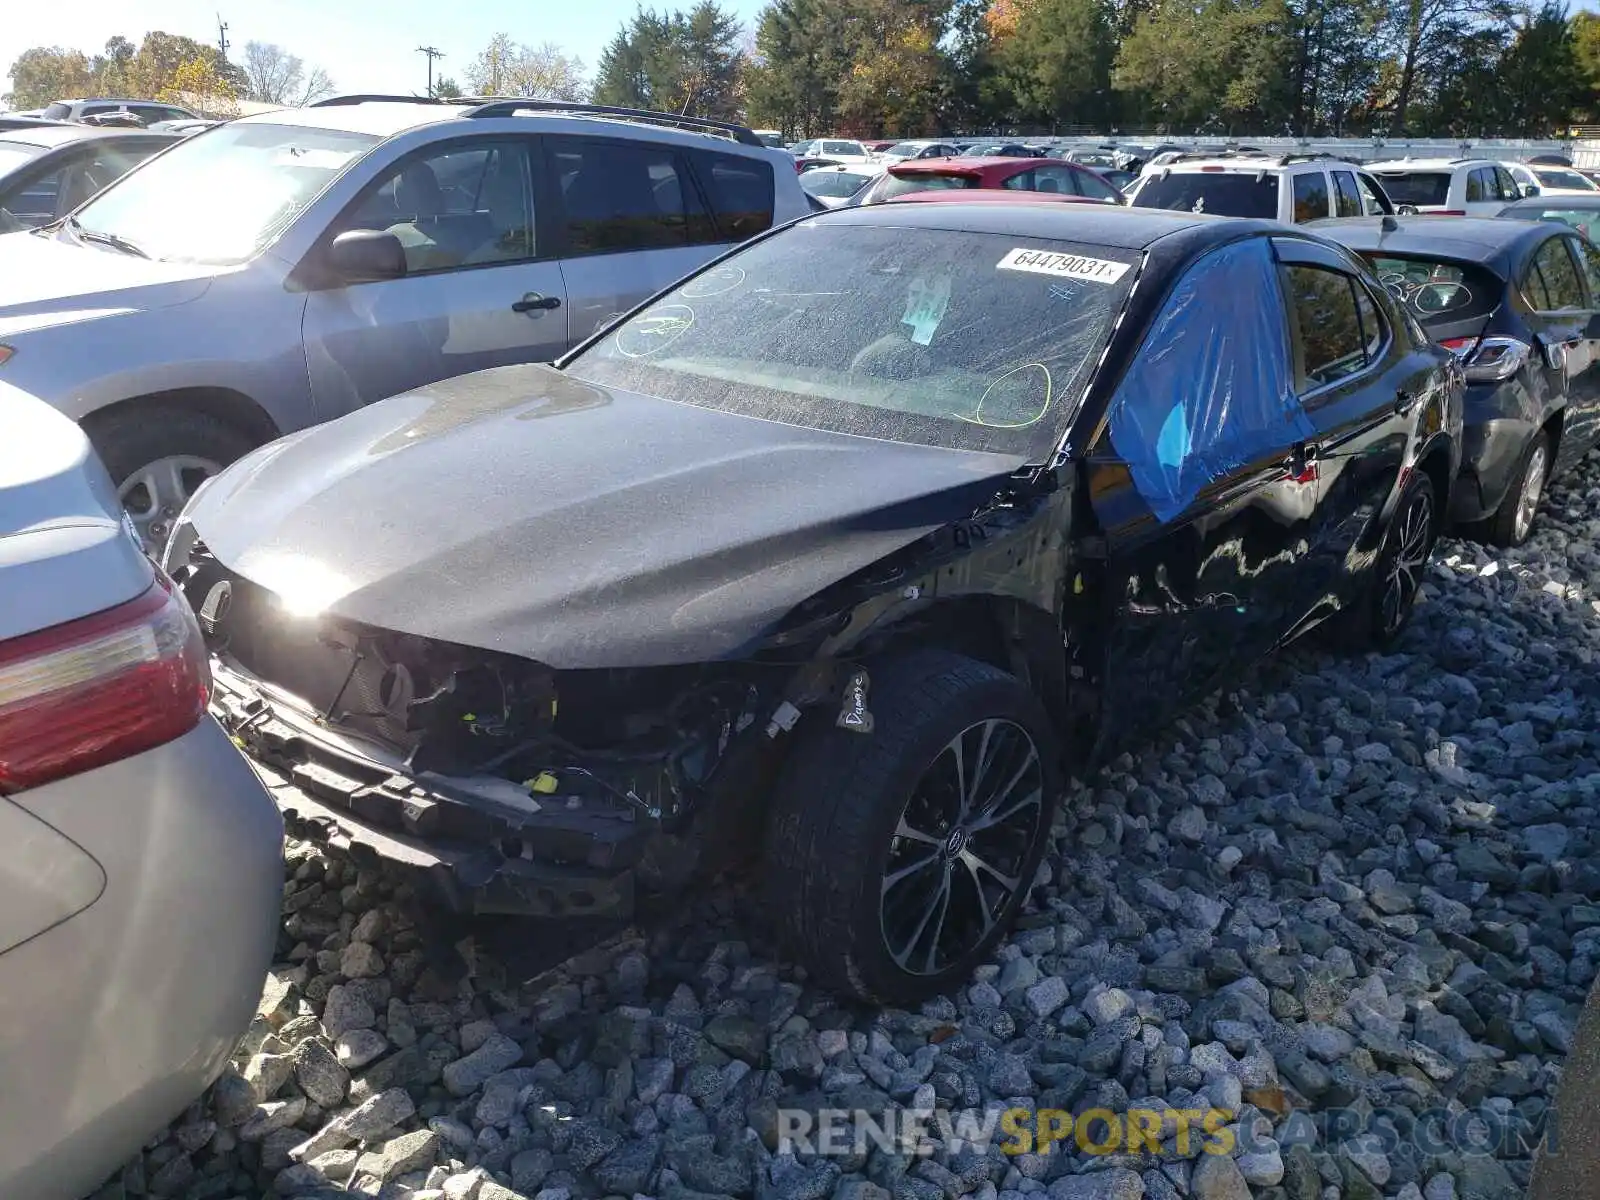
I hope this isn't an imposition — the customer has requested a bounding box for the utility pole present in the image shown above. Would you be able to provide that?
[216,13,230,61]
[417,46,444,97]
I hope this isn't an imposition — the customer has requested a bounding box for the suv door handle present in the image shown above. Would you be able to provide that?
[512,293,562,314]
[1394,388,1418,415]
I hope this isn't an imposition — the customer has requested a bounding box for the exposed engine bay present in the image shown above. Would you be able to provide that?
[173,545,788,919]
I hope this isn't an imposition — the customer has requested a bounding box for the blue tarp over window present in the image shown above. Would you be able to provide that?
[1109,238,1313,522]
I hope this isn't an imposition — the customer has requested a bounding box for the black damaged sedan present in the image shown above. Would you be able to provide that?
[165,204,1462,1003]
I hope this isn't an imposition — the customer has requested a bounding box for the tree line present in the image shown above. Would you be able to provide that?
[11,1,1600,137]
[5,32,336,115]
[595,0,1600,139]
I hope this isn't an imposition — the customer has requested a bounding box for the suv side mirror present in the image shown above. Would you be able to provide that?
[1397,203,1420,216]
[327,229,406,284]
[1522,183,1542,198]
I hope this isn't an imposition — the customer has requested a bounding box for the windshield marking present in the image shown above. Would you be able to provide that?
[996,248,1129,283]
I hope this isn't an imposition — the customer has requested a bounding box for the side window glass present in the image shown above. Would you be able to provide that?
[1001,170,1034,191]
[1333,172,1362,217]
[1352,282,1386,363]
[1285,265,1366,389]
[1531,237,1585,310]
[1107,238,1312,522]
[8,161,71,226]
[1031,167,1073,195]
[1074,170,1121,202]
[690,150,773,242]
[1575,238,1600,305]
[343,142,534,274]
[1292,172,1330,223]
[1465,170,1487,202]
[1355,175,1389,215]
[552,138,699,255]
[1496,168,1519,200]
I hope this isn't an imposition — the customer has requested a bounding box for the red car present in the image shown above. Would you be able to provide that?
[885,189,1102,205]
[854,156,1125,206]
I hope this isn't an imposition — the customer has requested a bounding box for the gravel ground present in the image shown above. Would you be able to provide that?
[92,453,1600,1200]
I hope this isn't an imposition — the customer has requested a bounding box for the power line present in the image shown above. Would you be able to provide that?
[417,46,444,98]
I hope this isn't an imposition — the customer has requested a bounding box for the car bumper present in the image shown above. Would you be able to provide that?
[0,719,283,1200]
[1451,415,1535,523]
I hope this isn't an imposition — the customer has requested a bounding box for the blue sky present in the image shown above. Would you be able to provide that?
[1,0,771,97]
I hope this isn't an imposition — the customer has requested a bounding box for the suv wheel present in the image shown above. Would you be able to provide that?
[762,650,1062,1004]
[86,407,257,553]
[1338,472,1436,651]
[1482,430,1550,548]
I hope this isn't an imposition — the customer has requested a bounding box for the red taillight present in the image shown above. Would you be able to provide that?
[1437,334,1530,382]
[0,576,211,792]
[1439,336,1477,356]
[1430,210,1467,216]
[1200,166,1226,172]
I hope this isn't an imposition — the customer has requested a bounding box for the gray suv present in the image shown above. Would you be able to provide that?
[0,96,808,547]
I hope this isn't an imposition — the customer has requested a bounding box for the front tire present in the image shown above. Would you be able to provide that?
[86,406,257,554]
[762,651,1062,1005]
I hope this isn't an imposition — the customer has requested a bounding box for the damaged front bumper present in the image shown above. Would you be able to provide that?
[211,665,653,921]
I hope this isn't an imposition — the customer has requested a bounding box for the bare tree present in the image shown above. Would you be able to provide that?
[241,39,335,105]
[466,33,588,100]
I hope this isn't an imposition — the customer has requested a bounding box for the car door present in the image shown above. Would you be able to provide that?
[1274,239,1418,633]
[544,134,732,344]
[1085,235,1319,740]
[1544,233,1600,471]
[1291,170,1332,223]
[1464,167,1501,217]
[301,135,568,419]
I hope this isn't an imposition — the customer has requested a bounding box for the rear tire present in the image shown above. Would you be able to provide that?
[762,650,1062,1005]
[1480,429,1550,548]
[85,406,257,553]
[1335,472,1436,652]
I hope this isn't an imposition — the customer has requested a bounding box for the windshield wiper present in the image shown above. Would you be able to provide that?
[64,216,148,258]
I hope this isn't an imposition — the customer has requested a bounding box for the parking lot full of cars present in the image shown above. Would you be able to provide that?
[5,97,1600,1198]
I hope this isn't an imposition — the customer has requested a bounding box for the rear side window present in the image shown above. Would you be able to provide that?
[42,102,71,120]
[1292,172,1330,222]
[1107,237,1312,521]
[1362,253,1501,329]
[1333,172,1362,217]
[877,172,975,200]
[1284,266,1367,388]
[1375,172,1450,207]
[691,150,774,241]
[1466,170,1489,202]
[1072,170,1122,202]
[1527,237,1585,310]
[550,138,709,254]
[1132,172,1279,219]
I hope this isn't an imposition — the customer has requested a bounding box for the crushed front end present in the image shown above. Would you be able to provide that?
[172,546,782,922]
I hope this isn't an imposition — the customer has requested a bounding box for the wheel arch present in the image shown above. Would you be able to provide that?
[80,387,281,448]
[848,595,1071,735]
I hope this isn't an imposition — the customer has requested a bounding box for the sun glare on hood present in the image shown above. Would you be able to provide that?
[263,555,352,619]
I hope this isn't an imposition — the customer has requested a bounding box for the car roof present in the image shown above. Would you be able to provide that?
[886,190,1100,205]
[0,124,146,149]
[1310,216,1544,269]
[1503,194,1600,210]
[812,198,1271,250]
[888,155,1037,173]
[1367,158,1500,171]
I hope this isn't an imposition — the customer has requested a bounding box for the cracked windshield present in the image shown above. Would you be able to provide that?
[6,0,1600,1198]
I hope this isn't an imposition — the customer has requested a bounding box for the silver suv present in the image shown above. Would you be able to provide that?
[0,96,808,547]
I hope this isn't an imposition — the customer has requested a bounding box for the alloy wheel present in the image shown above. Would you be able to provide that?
[1379,486,1434,637]
[879,718,1044,976]
[118,454,220,553]
[1513,440,1549,544]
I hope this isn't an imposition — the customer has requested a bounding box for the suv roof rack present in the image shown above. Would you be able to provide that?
[310,94,475,107]
[462,98,764,146]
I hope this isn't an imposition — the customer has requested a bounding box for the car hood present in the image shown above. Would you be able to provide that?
[0,229,214,334]
[185,364,1028,669]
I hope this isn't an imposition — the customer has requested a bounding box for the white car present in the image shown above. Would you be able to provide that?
[801,137,875,164]
[0,385,283,1199]
[1128,153,1394,224]
[796,162,885,207]
[878,139,961,163]
[1506,161,1600,198]
[1367,157,1520,216]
